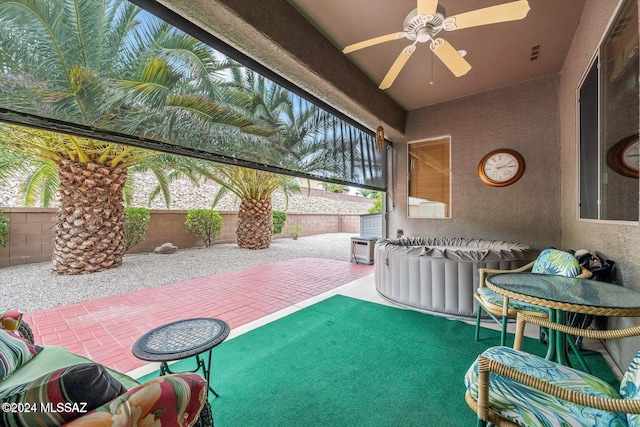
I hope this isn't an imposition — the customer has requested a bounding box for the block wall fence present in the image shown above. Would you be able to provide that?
[0,208,362,268]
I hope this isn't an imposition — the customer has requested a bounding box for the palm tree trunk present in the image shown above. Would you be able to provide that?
[237,197,273,249]
[52,157,127,274]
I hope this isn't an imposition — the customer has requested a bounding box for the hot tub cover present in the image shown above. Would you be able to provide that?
[375,237,538,263]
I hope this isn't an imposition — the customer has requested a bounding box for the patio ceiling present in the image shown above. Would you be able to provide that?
[152,0,586,140]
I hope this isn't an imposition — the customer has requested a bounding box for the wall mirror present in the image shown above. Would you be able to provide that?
[407,136,451,218]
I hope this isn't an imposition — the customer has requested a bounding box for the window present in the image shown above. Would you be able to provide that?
[407,136,451,218]
[579,0,639,222]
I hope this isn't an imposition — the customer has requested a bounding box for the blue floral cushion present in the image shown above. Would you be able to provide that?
[465,346,627,426]
[476,287,548,314]
[620,351,640,426]
[532,249,581,277]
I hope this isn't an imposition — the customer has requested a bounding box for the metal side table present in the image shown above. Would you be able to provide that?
[132,318,230,397]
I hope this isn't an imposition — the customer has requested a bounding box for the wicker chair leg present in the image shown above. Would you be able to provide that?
[193,402,213,427]
[17,321,34,344]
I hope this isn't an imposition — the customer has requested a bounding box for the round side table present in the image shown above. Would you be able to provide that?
[132,318,230,397]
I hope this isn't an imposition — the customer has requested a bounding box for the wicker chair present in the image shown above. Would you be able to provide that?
[474,248,592,346]
[466,312,640,427]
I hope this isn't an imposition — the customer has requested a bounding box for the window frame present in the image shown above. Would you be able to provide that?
[406,135,452,219]
[576,0,639,225]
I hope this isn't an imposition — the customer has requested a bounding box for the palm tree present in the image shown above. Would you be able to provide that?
[0,0,264,273]
[356,189,378,198]
[0,125,214,273]
[208,68,353,249]
[209,166,299,249]
[224,68,353,175]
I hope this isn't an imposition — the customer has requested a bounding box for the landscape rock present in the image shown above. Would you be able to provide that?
[154,243,178,254]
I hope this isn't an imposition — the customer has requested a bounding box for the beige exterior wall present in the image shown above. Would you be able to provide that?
[389,0,640,371]
[559,0,640,370]
[0,208,362,268]
[394,74,562,249]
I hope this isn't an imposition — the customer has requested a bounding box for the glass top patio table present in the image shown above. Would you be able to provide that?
[486,272,640,370]
[486,272,640,317]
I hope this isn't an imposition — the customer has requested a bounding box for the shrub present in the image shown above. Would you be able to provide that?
[272,210,287,234]
[291,225,301,240]
[185,209,223,247]
[368,192,382,213]
[124,207,151,251]
[0,209,8,247]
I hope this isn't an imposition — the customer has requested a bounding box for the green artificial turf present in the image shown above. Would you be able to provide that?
[139,295,619,426]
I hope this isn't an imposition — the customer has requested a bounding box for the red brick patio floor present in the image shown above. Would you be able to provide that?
[23,258,373,374]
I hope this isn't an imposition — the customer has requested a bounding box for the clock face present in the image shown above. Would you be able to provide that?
[483,153,519,182]
[478,149,525,187]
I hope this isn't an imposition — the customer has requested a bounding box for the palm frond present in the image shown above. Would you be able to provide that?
[19,161,59,207]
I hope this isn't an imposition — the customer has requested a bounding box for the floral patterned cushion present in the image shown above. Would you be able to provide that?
[532,248,581,277]
[620,351,640,426]
[0,310,23,332]
[0,363,127,426]
[465,346,627,426]
[0,330,40,381]
[66,373,207,427]
[476,287,549,314]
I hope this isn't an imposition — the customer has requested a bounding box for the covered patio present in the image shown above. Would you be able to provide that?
[21,256,374,375]
[1,0,640,425]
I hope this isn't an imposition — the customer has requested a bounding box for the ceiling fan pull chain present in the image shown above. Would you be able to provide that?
[430,49,434,85]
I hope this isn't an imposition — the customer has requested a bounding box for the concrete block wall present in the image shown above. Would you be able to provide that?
[274,213,360,238]
[129,211,240,253]
[0,208,363,267]
[0,208,55,268]
[129,210,201,254]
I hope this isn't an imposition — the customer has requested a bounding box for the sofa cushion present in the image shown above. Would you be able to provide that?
[0,363,127,426]
[0,346,138,394]
[0,330,40,381]
[0,310,23,332]
[65,373,208,427]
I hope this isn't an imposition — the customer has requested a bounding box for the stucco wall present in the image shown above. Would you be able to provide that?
[0,209,362,268]
[391,74,561,250]
[559,0,640,370]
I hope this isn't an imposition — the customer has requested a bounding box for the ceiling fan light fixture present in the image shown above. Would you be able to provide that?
[404,6,447,42]
[343,0,531,90]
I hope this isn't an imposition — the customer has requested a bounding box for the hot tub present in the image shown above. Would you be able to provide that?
[374,237,538,318]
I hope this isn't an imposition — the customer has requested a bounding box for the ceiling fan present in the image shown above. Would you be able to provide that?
[342,0,531,90]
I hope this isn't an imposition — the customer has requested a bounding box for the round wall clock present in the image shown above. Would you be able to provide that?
[478,149,525,187]
[607,134,639,178]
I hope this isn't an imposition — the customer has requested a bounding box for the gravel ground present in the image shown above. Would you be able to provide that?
[1,233,362,313]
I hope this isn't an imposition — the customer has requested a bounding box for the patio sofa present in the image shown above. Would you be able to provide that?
[0,310,209,426]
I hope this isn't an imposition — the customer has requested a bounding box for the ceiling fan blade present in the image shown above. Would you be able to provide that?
[445,0,530,31]
[343,32,406,54]
[417,0,438,16]
[379,45,416,90]
[430,39,471,77]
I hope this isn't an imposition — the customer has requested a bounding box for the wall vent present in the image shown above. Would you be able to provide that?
[530,44,541,61]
